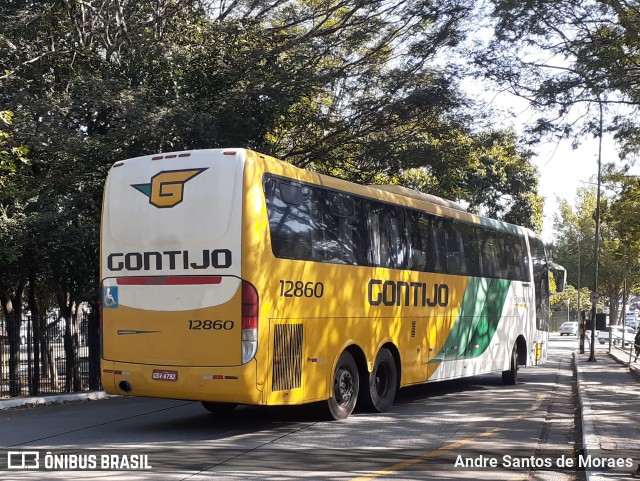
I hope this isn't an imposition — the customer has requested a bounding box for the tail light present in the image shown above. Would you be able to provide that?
[241,281,259,363]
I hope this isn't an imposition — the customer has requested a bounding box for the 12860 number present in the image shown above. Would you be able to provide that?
[188,320,234,330]
[279,280,324,298]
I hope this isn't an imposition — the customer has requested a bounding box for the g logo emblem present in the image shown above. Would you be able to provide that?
[132,168,207,208]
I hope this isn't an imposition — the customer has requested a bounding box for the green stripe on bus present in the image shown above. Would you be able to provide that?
[430,278,511,362]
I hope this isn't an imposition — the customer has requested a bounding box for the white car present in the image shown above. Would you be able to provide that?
[559,321,579,336]
[598,325,637,346]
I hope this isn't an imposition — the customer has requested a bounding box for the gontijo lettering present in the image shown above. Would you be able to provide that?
[368,279,449,307]
[107,249,232,271]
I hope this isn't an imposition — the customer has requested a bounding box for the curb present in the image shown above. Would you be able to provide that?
[573,351,597,481]
[0,391,110,410]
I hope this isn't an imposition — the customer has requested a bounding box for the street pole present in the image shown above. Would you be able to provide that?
[588,99,603,363]
[577,234,583,354]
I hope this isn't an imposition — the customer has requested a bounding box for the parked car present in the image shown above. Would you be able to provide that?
[625,318,638,331]
[598,325,637,346]
[559,321,579,336]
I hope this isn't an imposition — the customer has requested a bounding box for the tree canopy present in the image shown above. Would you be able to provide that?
[476,0,640,152]
[0,0,591,313]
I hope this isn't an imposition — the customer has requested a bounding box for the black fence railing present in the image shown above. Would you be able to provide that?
[0,313,101,399]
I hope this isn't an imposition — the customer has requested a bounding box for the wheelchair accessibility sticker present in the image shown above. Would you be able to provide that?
[103,287,119,309]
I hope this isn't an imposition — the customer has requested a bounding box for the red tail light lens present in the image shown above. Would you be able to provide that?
[242,281,259,329]
[241,281,259,364]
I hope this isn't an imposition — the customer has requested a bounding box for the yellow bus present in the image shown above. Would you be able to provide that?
[100,148,564,419]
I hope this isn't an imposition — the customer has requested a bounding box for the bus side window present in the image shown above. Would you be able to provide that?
[454,222,480,276]
[367,204,390,267]
[315,190,363,265]
[509,235,528,281]
[530,236,550,331]
[429,217,447,273]
[408,211,453,274]
[367,209,382,266]
[479,229,499,278]
[367,203,407,270]
[339,197,365,265]
[264,177,315,261]
[388,208,408,269]
[445,221,466,275]
[407,211,428,271]
[500,232,527,281]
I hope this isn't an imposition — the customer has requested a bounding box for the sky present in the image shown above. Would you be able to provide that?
[471,88,638,243]
[531,127,640,242]
[534,136,614,242]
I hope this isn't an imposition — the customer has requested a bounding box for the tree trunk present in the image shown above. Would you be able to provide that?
[27,277,40,396]
[1,281,26,397]
[60,295,81,393]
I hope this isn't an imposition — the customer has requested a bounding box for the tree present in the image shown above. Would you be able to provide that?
[0,111,28,188]
[374,129,543,229]
[552,188,597,293]
[552,183,640,325]
[476,0,640,153]
[0,0,543,320]
[602,173,640,321]
[551,284,593,314]
[0,1,549,395]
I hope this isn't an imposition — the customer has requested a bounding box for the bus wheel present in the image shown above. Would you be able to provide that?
[362,348,397,412]
[325,351,359,420]
[502,344,518,385]
[201,401,237,415]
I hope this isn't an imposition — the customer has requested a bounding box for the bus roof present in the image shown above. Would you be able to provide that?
[244,149,533,238]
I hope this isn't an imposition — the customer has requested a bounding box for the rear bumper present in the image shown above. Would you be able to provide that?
[101,359,263,405]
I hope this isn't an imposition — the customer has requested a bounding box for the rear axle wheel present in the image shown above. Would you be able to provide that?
[502,344,519,385]
[324,351,359,420]
[361,348,397,412]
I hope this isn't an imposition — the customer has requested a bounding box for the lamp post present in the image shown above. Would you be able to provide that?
[588,99,604,363]
[567,226,584,353]
[575,231,583,354]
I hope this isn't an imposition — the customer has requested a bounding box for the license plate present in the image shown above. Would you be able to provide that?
[152,370,178,381]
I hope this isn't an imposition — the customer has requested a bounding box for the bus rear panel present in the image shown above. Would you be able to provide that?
[100,149,261,404]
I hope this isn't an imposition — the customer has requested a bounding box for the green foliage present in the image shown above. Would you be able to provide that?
[364,129,543,230]
[0,0,543,309]
[477,0,640,157]
[0,111,28,188]
[552,182,640,323]
[551,285,596,314]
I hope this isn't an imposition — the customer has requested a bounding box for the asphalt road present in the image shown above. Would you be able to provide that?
[0,334,583,481]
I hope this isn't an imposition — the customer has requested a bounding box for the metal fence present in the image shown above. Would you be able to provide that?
[0,313,101,398]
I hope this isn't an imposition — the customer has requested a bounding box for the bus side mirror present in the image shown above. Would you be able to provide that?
[549,262,566,293]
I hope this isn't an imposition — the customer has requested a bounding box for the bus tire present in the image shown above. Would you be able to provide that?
[502,344,518,385]
[324,351,359,420]
[201,401,237,415]
[361,348,397,412]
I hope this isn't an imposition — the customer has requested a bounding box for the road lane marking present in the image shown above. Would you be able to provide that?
[349,428,500,481]
[349,393,547,481]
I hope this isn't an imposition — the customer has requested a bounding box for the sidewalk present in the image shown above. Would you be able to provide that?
[0,390,109,409]
[574,345,640,481]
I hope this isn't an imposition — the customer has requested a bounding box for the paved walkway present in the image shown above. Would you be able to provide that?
[575,345,640,481]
